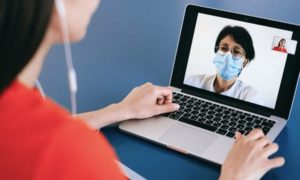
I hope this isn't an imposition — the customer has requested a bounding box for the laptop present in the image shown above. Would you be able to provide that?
[119,5,300,164]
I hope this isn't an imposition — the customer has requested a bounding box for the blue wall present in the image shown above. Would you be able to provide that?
[40,0,300,120]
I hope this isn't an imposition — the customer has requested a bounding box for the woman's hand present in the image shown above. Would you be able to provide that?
[219,129,285,180]
[77,82,179,129]
[119,82,180,120]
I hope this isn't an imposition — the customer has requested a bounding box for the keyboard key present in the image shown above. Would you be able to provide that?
[246,122,254,127]
[179,102,186,106]
[183,108,192,113]
[243,112,252,117]
[223,110,231,115]
[220,124,229,130]
[237,120,246,124]
[179,117,217,132]
[191,111,199,115]
[168,113,180,120]
[205,120,213,125]
[199,112,206,117]
[220,120,229,124]
[209,106,216,110]
[212,122,221,128]
[186,104,193,109]
[262,122,274,128]
[202,104,209,108]
[262,127,270,134]
[231,112,238,117]
[193,107,201,111]
[182,113,191,118]
[237,124,245,130]
[259,117,268,122]
[267,120,276,124]
[238,129,246,135]
[246,117,254,121]
[228,122,237,127]
[215,113,222,117]
[186,100,195,105]
[212,117,221,122]
[213,104,220,108]
[175,111,184,116]
[207,110,216,115]
[194,102,202,106]
[238,115,246,119]
[253,119,262,124]
[222,115,230,119]
[200,109,208,113]
[180,97,188,102]
[226,132,235,138]
[244,127,253,132]
[198,117,206,122]
[206,115,214,119]
[173,96,180,100]
[251,115,259,119]
[216,108,223,113]
[230,117,239,122]
[229,127,237,132]
[216,128,227,135]
[254,124,262,129]
[190,115,198,121]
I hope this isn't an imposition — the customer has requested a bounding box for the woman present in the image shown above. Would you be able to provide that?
[0,1,284,179]
[273,38,288,53]
[185,26,264,106]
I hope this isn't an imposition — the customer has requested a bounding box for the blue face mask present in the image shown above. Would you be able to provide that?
[213,52,244,81]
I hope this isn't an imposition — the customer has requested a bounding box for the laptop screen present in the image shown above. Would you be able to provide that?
[171,5,300,119]
[183,13,297,109]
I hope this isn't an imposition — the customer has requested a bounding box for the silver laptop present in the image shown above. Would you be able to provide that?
[119,5,300,164]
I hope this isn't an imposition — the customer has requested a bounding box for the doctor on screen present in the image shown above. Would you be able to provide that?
[185,26,264,106]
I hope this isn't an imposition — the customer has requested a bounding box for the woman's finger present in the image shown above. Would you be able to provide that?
[263,143,279,157]
[264,157,285,172]
[234,132,243,144]
[246,129,265,141]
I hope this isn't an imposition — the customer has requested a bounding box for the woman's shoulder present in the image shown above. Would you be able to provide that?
[0,81,125,179]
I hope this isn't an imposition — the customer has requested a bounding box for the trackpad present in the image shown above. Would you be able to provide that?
[159,123,218,154]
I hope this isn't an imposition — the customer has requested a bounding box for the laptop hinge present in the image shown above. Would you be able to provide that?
[170,86,182,92]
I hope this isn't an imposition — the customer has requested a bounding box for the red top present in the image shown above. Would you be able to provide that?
[272,46,287,53]
[0,81,125,179]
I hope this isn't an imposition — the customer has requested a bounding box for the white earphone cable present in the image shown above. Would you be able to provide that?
[55,0,78,114]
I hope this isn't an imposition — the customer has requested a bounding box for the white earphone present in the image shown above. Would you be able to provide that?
[53,0,78,114]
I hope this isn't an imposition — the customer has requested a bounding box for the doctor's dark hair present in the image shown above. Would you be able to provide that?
[0,0,54,93]
[214,26,255,61]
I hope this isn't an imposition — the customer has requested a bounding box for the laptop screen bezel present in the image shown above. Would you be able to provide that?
[171,5,300,119]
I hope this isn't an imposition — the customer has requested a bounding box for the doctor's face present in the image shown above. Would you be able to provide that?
[218,35,248,65]
[49,0,101,43]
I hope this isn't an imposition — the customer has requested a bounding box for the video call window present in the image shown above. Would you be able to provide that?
[271,36,297,54]
[184,13,298,109]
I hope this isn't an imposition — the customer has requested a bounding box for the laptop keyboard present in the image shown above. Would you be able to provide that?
[163,92,275,138]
